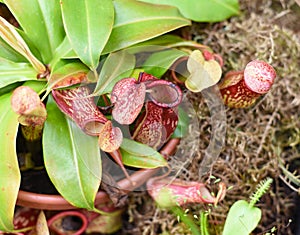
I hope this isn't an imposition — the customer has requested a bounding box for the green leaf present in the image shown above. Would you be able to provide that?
[0,81,44,232]
[142,49,187,78]
[0,37,27,62]
[0,16,46,73]
[223,200,262,235]
[0,92,20,232]
[133,34,185,48]
[103,0,191,54]
[120,138,167,168]
[50,37,85,68]
[0,58,37,89]
[4,0,65,63]
[61,0,114,70]
[93,50,135,96]
[0,82,22,96]
[170,207,201,235]
[125,35,186,55]
[49,37,75,68]
[25,80,47,93]
[171,106,190,138]
[43,95,101,209]
[47,61,89,90]
[200,211,210,235]
[138,0,240,22]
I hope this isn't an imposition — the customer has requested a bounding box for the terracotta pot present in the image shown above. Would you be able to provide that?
[17,138,180,210]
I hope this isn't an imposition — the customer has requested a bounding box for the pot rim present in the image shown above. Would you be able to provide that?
[17,138,180,210]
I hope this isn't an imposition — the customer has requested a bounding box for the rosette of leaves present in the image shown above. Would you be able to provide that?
[0,0,240,232]
[0,0,191,232]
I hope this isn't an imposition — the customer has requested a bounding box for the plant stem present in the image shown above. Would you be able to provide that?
[249,177,273,207]
[200,211,210,235]
[170,206,201,235]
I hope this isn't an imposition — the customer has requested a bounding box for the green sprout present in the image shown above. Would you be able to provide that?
[222,177,273,235]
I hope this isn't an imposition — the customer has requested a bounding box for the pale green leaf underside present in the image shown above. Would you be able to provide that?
[120,138,167,168]
[43,96,101,209]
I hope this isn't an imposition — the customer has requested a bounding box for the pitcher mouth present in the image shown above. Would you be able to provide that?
[244,60,276,94]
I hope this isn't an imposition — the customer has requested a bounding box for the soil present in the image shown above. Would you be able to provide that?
[120,0,300,234]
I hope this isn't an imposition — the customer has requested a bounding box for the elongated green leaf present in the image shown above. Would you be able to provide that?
[93,50,135,95]
[0,16,46,73]
[0,80,46,232]
[43,96,101,209]
[0,82,21,96]
[4,0,65,63]
[0,58,37,89]
[61,0,114,70]
[133,34,185,48]
[170,207,201,235]
[52,36,78,60]
[120,138,167,168]
[142,49,187,78]
[223,200,261,235]
[50,36,81,68]
[171,106,190,138]
[16,28,44,61]
[0,37,27,62]
[126,35,186,55]
[0,93,19,232]
[139,0,240,22]
[103,0,191,54]
[121,149,167,169]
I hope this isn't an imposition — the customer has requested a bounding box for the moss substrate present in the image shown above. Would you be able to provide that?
[122,0,300,234]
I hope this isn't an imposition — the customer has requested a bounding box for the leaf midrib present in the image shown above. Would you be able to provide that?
[66,119,90,208]
[95,52,127,94]
[84,1,94,69]
[36,0,54,59]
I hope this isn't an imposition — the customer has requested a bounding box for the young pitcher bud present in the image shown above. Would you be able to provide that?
[11,86,47,126]
[147,177,226,208]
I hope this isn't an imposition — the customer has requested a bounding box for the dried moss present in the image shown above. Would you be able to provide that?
[122,0,299,234]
